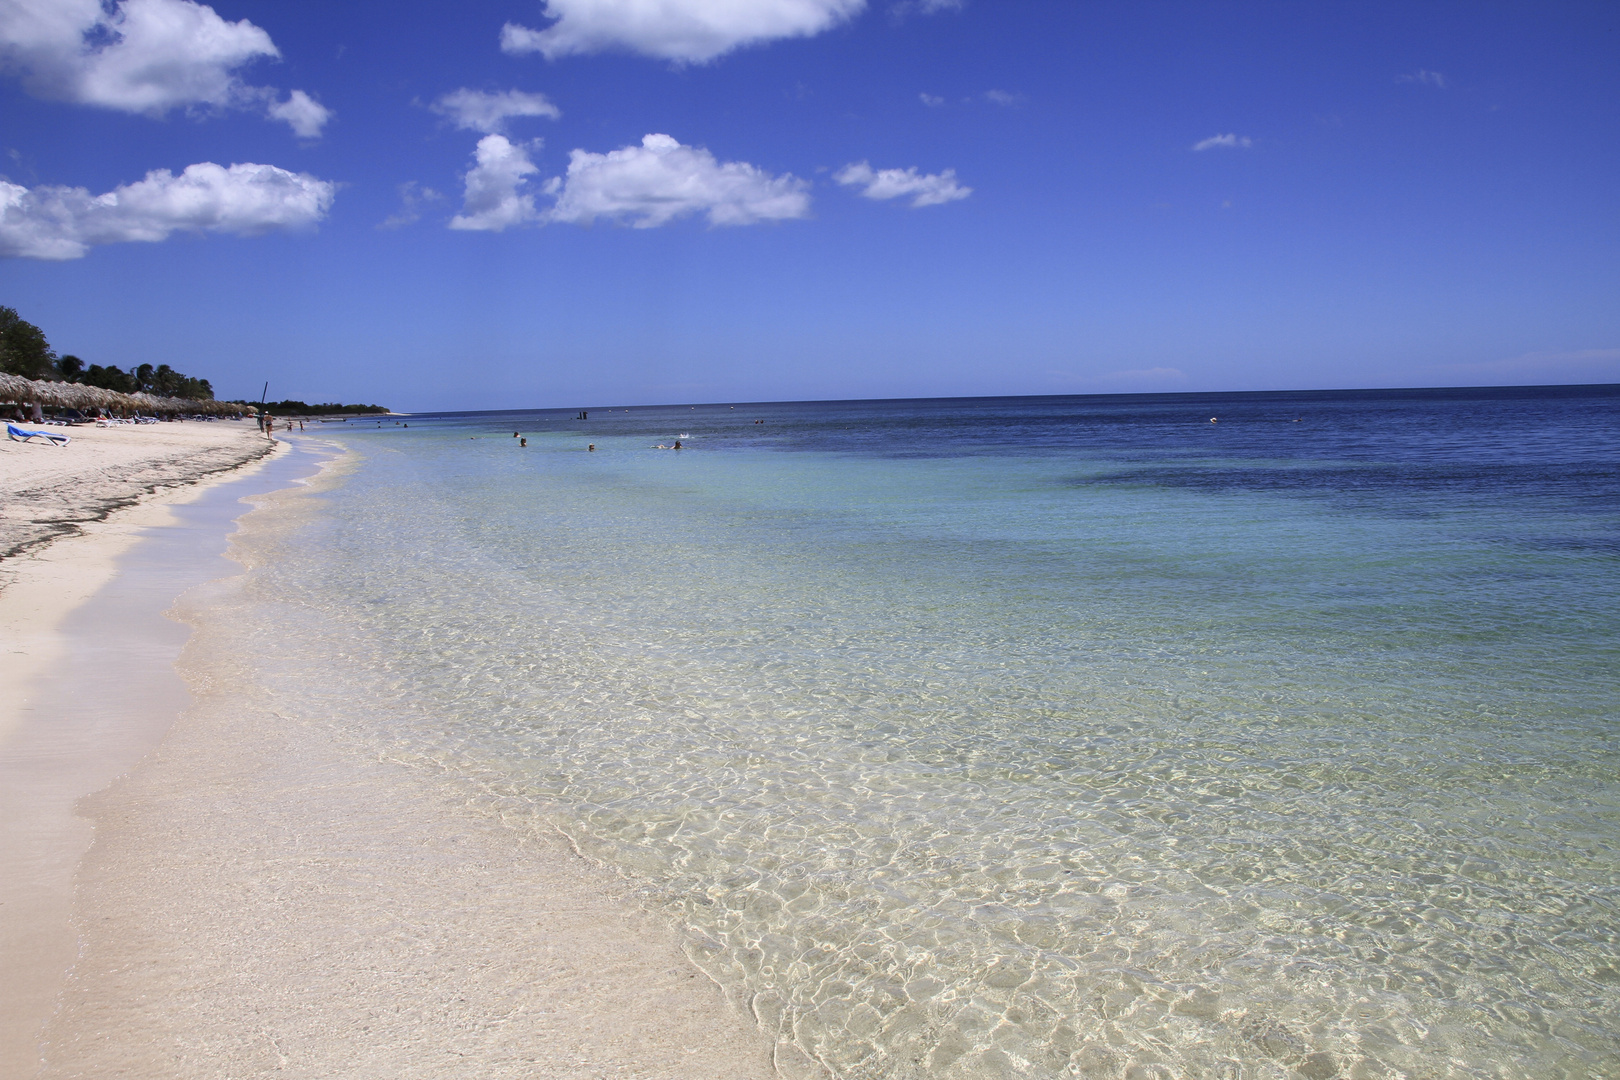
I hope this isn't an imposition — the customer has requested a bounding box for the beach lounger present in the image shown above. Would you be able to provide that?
[7,422,71,446]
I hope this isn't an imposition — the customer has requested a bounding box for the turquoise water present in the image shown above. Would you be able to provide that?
[251,389,1617,1078]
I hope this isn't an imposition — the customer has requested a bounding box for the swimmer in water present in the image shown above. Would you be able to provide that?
[588,444,595,452]
[673,440,682,450]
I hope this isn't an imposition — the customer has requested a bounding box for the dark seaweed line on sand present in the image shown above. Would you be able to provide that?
[0,439,277,570]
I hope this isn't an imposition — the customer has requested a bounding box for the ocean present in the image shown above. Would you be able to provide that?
[245,386,1619,1078]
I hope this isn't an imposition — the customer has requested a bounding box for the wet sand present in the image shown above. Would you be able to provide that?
[0,422,281,1073]
[1,434,775,1079]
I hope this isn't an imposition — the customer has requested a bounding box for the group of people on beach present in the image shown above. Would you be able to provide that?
[258,414,304,435]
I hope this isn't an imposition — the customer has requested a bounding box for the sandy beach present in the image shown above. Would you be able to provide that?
[0,428,774,1079]
[1,420,278,1074]
[0,420,274,581]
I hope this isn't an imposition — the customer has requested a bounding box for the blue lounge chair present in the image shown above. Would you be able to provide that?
[7,423,71,446]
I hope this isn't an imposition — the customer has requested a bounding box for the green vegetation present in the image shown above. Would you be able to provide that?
[236,399,392,416]
[78,361,214,399]
[3,304,389,412]
[3,304,214,397]
[0,305,58,380]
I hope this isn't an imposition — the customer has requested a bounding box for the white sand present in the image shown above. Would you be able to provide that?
[0,419,274,581]
[1,431,776,1079]
[0,420,281,1074]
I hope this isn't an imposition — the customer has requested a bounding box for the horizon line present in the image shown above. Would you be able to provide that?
[381,380,1620,418]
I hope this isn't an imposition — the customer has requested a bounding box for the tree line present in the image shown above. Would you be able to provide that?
[238,399,391,416]
[2,305,214,399]
[3,305,389,414]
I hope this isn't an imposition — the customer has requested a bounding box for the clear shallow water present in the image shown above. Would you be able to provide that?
[251,388,1617,1078]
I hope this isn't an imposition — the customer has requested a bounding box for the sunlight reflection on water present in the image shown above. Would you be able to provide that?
[250,391,1619,1078]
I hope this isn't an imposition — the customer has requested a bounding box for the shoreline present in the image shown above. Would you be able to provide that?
[0,427,289,1075]
[1,432,775,1079]
[0,419,277,577]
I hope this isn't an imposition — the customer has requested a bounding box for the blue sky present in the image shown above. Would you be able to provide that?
[2,0,1616,409]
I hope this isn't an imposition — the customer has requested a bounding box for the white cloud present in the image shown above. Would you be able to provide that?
[0,161,336,260]
[983,88,1022,106]
[450,135,541,232]
[378,180,442,230]
[449,132,810,232]
[267,89,331,138]
[918,91,943,106]
[1192,132,1253,151]
[834,161,970,207]
[548,133,810,227]
[500,0,867,63]
[431,88,561,134]
[0,0,330,134]
[1397,69,1447,88]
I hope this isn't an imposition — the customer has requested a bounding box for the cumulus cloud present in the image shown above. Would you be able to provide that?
[0,0,330,135]
[548,133,810,227]
[450,132,809,232]
[267,89,332,138]
[1397,69,1447,88]
[450,135,542,232]
[432,88,561,134]
[834,161,970,207]
[0,161,336,259]
[983,88,1022,106]
[918,91,943,106]
[1192,132,1253,151]
[500,0,867,63]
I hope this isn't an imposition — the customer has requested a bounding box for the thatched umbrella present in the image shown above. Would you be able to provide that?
[54,383,102,411]
[0,372,32,404]
[81,385,126,412]
[0,374,53,419]
[1,374,248,419]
